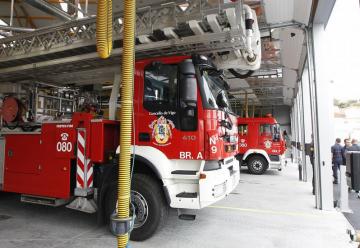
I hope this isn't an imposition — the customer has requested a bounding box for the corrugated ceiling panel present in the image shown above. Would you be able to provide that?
[283,87,294,98]
[263,0,312,25]
[263,0,294,24]
[294,0,313,25]
[282,68,297,88]
[280,27,305,69]
[283,98,292,106]
[227,78,250,90]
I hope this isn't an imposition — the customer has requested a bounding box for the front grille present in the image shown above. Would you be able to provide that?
[225,158,234,165]
[269,155,280,161]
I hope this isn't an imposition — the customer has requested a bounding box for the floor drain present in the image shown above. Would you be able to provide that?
[0,215,11,221]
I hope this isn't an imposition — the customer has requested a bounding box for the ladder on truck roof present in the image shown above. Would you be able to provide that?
[0,0,261,82]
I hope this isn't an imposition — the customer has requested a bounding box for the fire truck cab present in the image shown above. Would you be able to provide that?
[237,115,286,175]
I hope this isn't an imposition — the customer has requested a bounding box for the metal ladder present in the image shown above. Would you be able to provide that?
[0,0,261,82]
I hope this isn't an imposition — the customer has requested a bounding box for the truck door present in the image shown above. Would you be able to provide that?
[136,58,204,160]
[259,123,273,152]
[238,123,248,154]
[136,62,179,153]
[136,59,200,160]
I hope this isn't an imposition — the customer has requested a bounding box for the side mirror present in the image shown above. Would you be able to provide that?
[273,133,280,142]
[179,59,197,108]
[151,61,164,73]
[216,91,228,108]
[179,59,197,131]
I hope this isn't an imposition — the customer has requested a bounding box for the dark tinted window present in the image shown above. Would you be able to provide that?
[144,64,178,111]
[260,124,272,135]
[239,124,248,136]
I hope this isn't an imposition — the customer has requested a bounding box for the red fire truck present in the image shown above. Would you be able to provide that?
[0,55,240,240]
[236,115,286,175]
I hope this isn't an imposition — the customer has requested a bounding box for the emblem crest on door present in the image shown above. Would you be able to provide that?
[149,116,175,146]
[264,140,272,149]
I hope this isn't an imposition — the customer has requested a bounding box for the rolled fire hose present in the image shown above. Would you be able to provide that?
[118,0,136,247]
[96,0,134,247]
[96,0,113,59]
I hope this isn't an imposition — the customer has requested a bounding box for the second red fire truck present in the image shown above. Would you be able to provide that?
[236,115,286,175]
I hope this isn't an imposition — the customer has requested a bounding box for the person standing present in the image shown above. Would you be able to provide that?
[348,139,360,151]
[310,134,315,195]
[342,138,351,165]
[331,138,343,184]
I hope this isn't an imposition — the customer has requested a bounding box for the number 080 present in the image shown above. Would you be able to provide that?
[56,142,72,152]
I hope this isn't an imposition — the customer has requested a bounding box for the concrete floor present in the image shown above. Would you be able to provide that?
[0,164,357,248]
[333,178,360,230]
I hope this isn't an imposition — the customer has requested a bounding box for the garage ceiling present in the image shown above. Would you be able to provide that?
[0,0,315,109]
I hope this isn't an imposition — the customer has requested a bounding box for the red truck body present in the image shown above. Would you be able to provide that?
[3,114,119,198]
[0,55,240,240]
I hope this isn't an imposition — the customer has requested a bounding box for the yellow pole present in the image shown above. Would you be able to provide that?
[118,0,136,247]
[96,0,113,59]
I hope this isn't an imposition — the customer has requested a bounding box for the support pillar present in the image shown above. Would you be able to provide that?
[307,24,334,210]
[299,81,307,181]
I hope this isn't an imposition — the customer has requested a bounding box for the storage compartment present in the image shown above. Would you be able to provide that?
[90,120,119,163]
[4,134,42,174]
[3,132,72,199]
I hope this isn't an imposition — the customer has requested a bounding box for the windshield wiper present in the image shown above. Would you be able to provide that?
[219,112,233,130]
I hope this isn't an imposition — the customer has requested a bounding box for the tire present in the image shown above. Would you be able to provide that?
[105,174,169,241]
[247,156,268,175]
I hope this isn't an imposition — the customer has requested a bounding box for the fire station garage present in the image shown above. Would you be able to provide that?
[0,0,359,247]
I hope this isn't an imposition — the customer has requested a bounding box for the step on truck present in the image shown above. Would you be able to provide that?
[236,115,286,175]
[0,55,240,240]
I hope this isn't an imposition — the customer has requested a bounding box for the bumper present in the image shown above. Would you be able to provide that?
[199,156,240,208]
[269,155,285,170]
[167,156,240,209]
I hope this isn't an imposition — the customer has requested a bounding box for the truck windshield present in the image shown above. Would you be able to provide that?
[260,123,281,141]
[273,123,281,141]
[201,71,233,112]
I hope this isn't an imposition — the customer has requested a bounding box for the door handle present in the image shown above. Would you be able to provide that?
[139,133,150,142]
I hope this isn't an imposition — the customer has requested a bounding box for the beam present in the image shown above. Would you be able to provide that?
[0,15,55,20]
[25,0,73,21]
[0,25,35,32]
[46,0,96,3]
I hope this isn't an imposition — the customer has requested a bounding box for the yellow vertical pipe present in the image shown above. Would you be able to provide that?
[96,0,113,59]
[118,0,136,247]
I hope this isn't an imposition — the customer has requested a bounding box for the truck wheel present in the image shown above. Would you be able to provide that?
[105,174,169,241]
[247,156,268,175]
